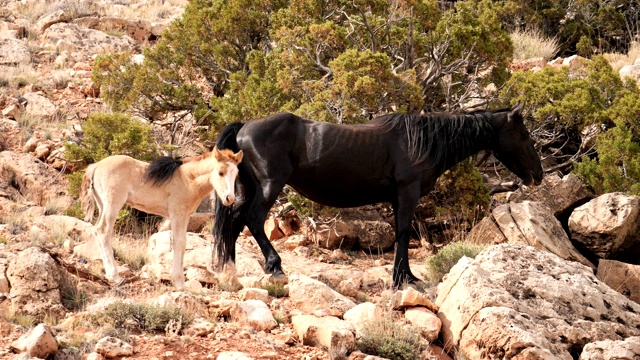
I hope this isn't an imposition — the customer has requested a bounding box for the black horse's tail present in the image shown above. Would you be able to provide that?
[213,122,249,269]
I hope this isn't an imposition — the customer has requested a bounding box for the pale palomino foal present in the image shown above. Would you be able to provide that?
[80,147,243,289]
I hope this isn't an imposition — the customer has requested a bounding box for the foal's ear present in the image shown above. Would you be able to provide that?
[213,146,224,161]
[232,150,243,164]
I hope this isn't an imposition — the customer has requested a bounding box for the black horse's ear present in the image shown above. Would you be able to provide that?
[508,103,524,124]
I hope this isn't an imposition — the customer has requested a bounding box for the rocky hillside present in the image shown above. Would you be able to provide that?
[2,1,640,360]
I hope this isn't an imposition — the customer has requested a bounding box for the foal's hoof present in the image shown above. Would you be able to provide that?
[269,272,289,285]
[110,277,125,287]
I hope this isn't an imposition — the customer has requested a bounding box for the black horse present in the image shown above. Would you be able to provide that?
[214,105,544,287]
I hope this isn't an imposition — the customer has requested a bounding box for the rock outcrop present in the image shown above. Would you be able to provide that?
[436,244,640,359]
[569,193,640,263]
[7,247,65,317]
[10,324,58,358]
[467,201,594,269]
[0,151,73,208]
[0,37,30,64]
[508,173,593,216]
[596,259,640,304]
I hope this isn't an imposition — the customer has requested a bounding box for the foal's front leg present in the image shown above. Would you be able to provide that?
[170,215,189,289]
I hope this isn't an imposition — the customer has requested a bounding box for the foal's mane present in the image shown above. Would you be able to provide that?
[380,109,506,168]
[145,149,237,186]
[145,156,184,186]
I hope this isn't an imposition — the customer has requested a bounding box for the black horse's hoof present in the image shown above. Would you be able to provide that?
[393,273,424,289]
[269,272,289,285]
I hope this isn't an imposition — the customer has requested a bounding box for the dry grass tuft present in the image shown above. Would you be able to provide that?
[510,28,559,62]
[604,41,640,71]
[113,237,148,271]
[357,308,424,360]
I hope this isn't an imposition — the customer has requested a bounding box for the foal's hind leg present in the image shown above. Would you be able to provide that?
[94,199,125,284]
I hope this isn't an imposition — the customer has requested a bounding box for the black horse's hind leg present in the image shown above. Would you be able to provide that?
[391,181,422,287]
[244,180,288,283]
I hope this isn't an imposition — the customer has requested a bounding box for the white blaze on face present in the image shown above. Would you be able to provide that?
[214,162,239,206]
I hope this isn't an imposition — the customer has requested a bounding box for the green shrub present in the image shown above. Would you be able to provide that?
[102,301,193,333]
[573,87,640,195]
[64,202,84,220]
[425,241,485,284]
[262,282,287,298]
[574,126,640,195]
[94,0,512,125]
[286,186,336,219]
[500,55,640,196]
[576,35,594,57]
[65,112,160,165]
[501,57,623,131]
[428,158,491,222]
[66,172,84,198]
[357,314,423,360]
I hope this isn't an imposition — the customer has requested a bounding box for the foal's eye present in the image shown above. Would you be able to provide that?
[218,171,224,176]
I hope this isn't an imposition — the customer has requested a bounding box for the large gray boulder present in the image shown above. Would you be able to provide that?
[619,64,640,87]
[0,151,73,208]
[43,23,136,55]
[596,259,640,304]
[7,247,65,317]
[580,336,640,360]
[436,244,640,359]
[508,173,593,216]
[0,37,30,64]
[467,201,594,269]
[568,193,640,262]
[144,231,264,285]
[310,208,395,251]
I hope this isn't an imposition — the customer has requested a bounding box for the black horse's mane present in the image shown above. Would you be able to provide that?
[379,109,507,168]
[145,156,183,186]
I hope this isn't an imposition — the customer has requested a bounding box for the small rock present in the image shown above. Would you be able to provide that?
[95,336,133,358]
[404,307,442,341]
[239,288,269,303]
[392,287,438,312]
[231,300,277,332]
[10,324,58,358]
[283,235,308,250]
[217,351,254,360]
[343,302,380,338]
[292,314,356,359]
[85,352,105,360]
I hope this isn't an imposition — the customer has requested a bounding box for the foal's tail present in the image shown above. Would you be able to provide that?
[213,122,249,268]
[80,163,98,222]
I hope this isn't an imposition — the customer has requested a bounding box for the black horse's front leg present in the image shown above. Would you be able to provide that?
[245,180,288,284]
[392,182,423,288]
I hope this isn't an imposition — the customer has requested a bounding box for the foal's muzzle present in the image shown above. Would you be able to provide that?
[222,194,235,206]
